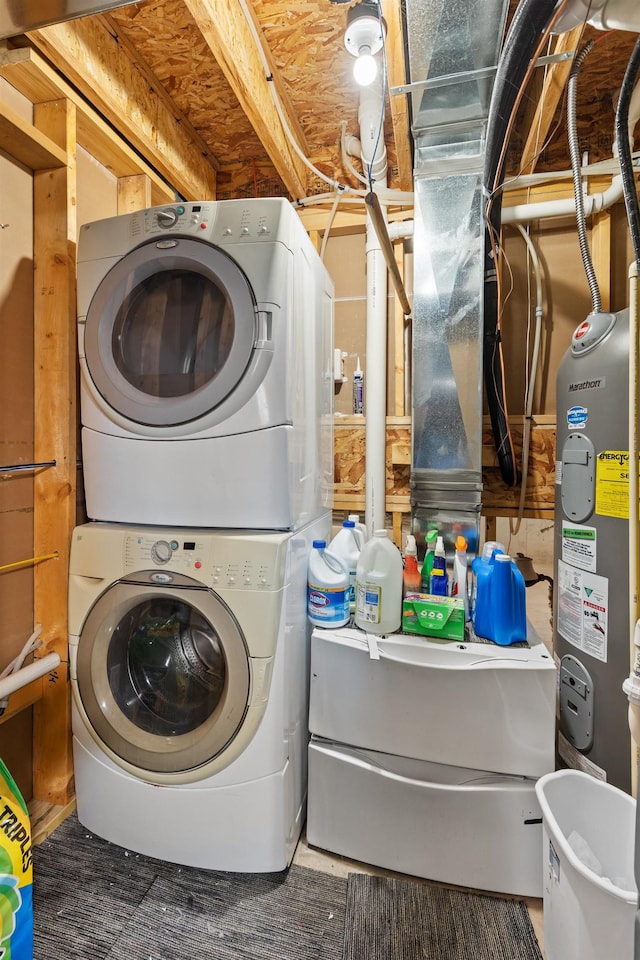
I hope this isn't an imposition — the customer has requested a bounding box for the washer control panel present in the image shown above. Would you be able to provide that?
[129,203,216,241]
[123,532,280,590]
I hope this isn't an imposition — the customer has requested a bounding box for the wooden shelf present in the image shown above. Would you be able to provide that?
[0,100,66,169]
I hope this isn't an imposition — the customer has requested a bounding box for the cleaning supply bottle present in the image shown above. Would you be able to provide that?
[402,534,422,598]
[452,535,469,619]
[355,529,403,635]
[348,514,367,548]
[429,535,448,596]
[307,540,350,629]
[471,541,505,639]
[328,520,362,612]
[490,554,527,645]
[353,357,364,415]
[420,528,438,592]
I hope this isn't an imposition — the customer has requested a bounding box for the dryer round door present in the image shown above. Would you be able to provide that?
[75,571,251,775]
[84,237,260,427]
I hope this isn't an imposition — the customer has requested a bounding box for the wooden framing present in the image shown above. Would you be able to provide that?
[32,98,77,805]
[0,40,221,820]
[183,0,308,199]
[27,17,217,199]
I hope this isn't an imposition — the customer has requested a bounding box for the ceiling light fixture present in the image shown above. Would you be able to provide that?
[344,1,386,87]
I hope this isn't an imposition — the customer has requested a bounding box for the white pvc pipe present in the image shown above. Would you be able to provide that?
[0,652,60,700]
[502,175,624,224]
[359,76,389,536]
[388,220,414,240]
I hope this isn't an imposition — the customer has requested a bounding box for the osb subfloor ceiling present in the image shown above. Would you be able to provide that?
[17,0,640,200]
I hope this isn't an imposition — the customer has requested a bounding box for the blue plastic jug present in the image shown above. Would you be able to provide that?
[471,542,504,640]
[472,548,526,645]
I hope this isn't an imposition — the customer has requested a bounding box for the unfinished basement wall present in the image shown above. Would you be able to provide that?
[500,200,634,417]
[0,129,119,802]
[0,77,35,796]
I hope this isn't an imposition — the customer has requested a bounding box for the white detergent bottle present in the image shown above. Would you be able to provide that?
[348,514,367,547]
[307,540,350,629]
[329,520,362,612]
[355,529,403,635]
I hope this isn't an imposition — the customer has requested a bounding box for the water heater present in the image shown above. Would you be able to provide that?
[554,307,632,792]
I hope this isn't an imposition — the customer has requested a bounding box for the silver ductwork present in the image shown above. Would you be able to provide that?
[0,1,140,40]
[405,0,510,555]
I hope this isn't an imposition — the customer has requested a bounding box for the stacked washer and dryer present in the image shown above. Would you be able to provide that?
[69,199,334,870]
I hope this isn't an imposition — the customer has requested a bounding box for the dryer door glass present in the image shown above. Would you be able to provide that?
[84,238,259,426]
[76,577,252,774]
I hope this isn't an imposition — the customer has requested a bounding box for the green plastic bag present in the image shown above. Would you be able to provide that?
[0,758,32,960]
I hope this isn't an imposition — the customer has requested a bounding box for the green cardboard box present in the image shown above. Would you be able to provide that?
[402,593,465,641]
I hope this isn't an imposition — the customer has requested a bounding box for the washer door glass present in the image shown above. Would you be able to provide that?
[84,237,257,426]
[76,575,250,774]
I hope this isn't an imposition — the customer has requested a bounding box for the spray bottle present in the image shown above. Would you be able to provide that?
[353,357,364,415]
[420,528,438,593]
[451,535,469,619]
[402,534,422,598]
[429,536,448,596]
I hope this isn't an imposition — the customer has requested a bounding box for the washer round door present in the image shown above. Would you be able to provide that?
[75,572,251,775]
[83,237,260,427]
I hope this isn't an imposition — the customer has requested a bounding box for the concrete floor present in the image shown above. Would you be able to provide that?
[294,569,554,957]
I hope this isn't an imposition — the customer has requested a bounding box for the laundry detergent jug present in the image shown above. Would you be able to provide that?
[355,530,403,635]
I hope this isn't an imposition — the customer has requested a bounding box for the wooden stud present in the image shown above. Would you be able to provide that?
[591,208,612,312]
[519,27,583,175]
[118,174,153,214]
[393,240,406,415]
[380,0,413,194]
[32,98,76,805]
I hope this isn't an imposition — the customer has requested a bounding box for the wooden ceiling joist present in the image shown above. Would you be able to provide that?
[0,42,174,204]
[519,27,582,175]
[380,0,412,194]
[26,17,218,199]
[183,0,309,199]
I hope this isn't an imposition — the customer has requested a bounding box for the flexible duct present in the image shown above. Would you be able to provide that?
[483,0,572,487]
[567,41,601,312]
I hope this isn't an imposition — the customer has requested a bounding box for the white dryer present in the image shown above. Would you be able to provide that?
[76,198,334,529]
[68,514,329,871]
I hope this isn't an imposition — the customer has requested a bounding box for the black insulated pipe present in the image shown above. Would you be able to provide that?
[616,35,640,272]
[482,0,570,487]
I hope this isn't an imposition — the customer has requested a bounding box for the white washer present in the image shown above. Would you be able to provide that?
[77,198,334,529]
[68,515,329,871]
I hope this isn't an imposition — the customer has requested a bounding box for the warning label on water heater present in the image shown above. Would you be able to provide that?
[557,559,608,662]
[595,450,631,519]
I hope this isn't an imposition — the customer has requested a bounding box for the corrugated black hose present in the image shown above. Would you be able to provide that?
[615,35,640,272]
[482,0,569,487]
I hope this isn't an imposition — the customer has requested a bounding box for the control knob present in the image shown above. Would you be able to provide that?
[157,208,178,229]
[151,540,173,564]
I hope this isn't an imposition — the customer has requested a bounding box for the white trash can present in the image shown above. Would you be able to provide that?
[535,770,638,960]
